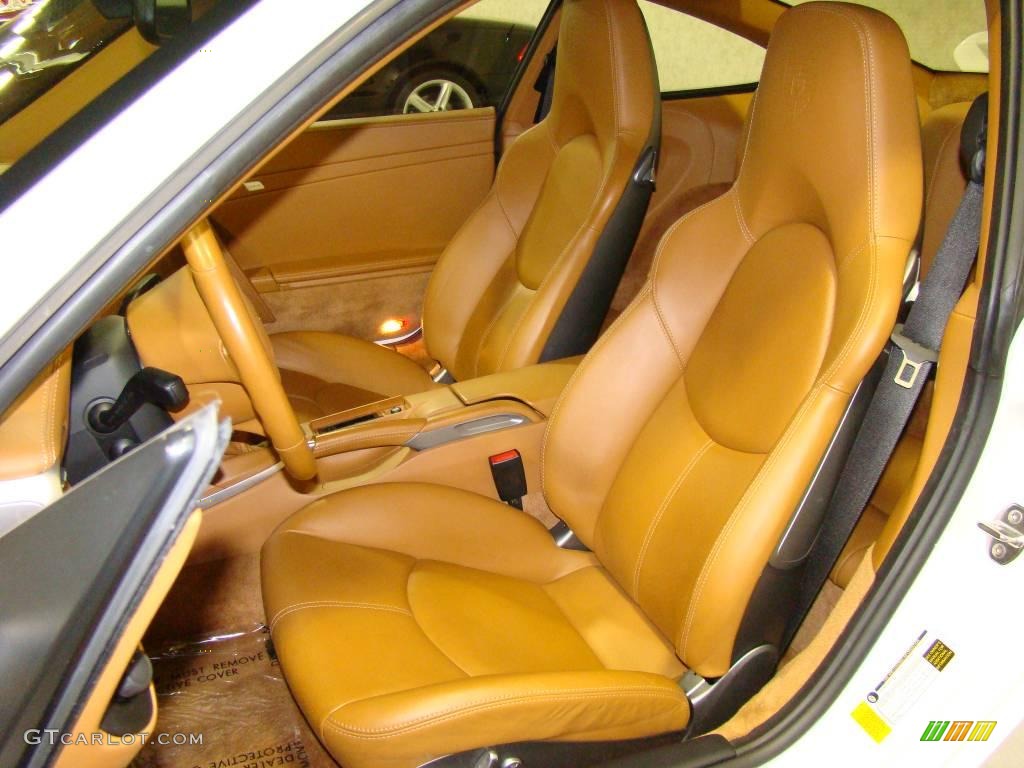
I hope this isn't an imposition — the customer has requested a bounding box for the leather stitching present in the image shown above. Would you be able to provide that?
[631,439,713,599]
[732,190,755,245]
[802,4,879,234]
[269,600,411,633]
[323,686,685,739]
[540,284,651,514]
[43,364,57,468]
[473,270,527,377]
[602,0,620,139]
[679,382,824,658]
[818,239,877,388]
[802,7,884,390]
[733,91,759,186]
[648,191,736,371]
[650,283,685,370]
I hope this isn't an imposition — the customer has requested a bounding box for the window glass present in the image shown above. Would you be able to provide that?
[326,0,549,120]
[0,0,132,128]
[639,1,765,93]
[779,0,989,72]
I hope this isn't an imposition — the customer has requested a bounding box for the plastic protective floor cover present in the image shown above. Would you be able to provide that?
[133,625,338,768]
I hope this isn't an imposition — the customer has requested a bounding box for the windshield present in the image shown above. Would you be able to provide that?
[777,0,989,72]
[0,0,132,127]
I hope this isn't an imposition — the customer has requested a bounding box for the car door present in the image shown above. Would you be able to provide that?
[0,407,227,768]
[210,0,552,347]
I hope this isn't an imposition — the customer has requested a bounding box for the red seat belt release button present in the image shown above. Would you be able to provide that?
[488,449,526,510]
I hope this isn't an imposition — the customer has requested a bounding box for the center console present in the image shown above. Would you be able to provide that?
[190,357,580,562]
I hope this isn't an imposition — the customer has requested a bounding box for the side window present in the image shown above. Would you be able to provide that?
[638,1,765,94]
[326,0,549,120]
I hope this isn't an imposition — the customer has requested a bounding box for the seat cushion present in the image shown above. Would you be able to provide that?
[262,483,689,768]
[271,331,438,421]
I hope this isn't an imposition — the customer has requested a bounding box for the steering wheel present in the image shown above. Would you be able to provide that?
[181,219,317,481]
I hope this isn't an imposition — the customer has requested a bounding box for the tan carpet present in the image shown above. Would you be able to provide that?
[133,627,338,768]
[145,554,265,646]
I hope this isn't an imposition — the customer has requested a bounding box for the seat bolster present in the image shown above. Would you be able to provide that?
[322,670,690,768]
[267,483,598,586]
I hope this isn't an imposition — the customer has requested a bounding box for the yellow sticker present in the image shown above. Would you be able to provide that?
[852,701,893,744]
[923,639,955,671]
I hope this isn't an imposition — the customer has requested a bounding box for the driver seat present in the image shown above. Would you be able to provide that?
[272,0,661,421]
[261,4,922,767]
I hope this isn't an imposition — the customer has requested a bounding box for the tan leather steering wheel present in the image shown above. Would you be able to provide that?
[181,219,317,480]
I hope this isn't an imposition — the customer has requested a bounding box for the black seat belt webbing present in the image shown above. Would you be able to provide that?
[533,47,557,123]
[785,176,984,649]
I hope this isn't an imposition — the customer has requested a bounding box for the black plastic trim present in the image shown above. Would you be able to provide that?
[661,82,758,101]
[598,735,735,768]
[538,11,663,362]
[0,0,464,419]
[425,732,730,768]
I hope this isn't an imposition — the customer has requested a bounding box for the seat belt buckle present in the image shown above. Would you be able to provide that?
[489,449,526,510]
[890,323,938,389]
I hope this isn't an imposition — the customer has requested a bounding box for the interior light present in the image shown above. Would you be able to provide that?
[379,318,407,335]
[0,70,13,92]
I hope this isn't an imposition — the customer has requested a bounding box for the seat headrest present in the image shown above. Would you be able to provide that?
[735,2,922,257]
[960,92,988,182]
[546,0,658,150]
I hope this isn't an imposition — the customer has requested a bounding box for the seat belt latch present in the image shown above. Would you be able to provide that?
[489,450,526,510]
[890,323,938,389]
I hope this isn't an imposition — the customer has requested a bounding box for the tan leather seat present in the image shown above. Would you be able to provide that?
[273,0,661,421]
[262,4,922,766]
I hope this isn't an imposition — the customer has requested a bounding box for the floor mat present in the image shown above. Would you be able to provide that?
[133,625,338,768]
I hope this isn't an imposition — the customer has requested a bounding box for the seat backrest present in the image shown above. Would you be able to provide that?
[543,1,922,678]
[422,0,659,381]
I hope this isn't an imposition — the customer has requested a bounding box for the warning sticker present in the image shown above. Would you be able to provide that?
[851,629,955,743]
[135,626,337,768]
[923,639,955,671]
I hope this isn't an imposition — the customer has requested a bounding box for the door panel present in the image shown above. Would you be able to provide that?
[213,108,496,340]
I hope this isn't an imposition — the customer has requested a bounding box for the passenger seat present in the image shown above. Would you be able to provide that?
[271,0,662,421]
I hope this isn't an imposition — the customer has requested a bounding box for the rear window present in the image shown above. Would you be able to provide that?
[639,1,765,93]
[778,0,989,72]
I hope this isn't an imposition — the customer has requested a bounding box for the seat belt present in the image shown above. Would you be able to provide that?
[783,97,988,650]
[533,47,557,123]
